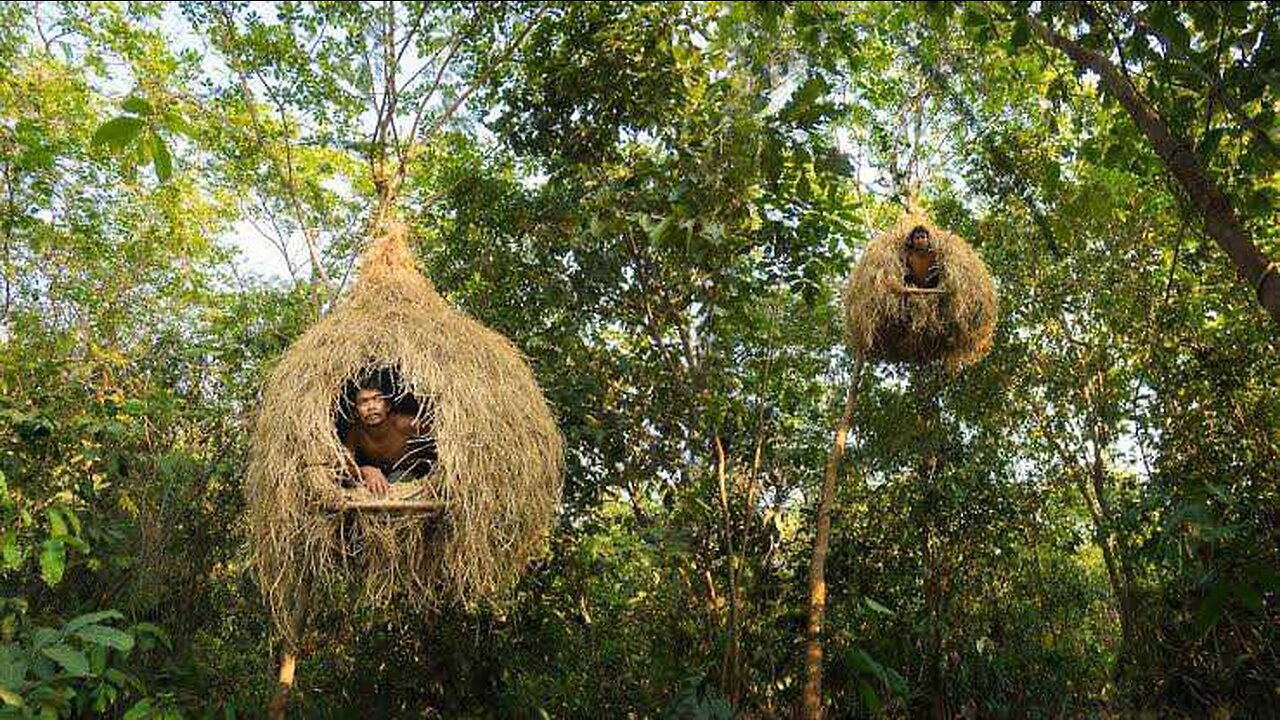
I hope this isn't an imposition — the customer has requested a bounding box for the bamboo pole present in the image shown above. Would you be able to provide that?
[802,357,867,720]
[325,498,449,512]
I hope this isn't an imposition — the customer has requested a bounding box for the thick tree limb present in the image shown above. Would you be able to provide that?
[1029,14,1280,326]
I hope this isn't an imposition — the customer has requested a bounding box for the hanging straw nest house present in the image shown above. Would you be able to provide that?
[843,212,997,369]
[245,222,564,647]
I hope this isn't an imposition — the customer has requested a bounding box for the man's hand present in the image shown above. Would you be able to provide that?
[359,466,390,497]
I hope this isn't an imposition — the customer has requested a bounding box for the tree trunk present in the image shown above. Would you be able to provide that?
[802,359,866,720]
[713,432,743,707]
[267,651,297,720]
[914,371,946,720]
[1030,13,1280,325]
[267,581,310,719]
[1071,470,1134,648]
[1088,448,1140,653]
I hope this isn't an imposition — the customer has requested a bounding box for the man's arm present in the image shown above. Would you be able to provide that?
[343,431,390,496]
[341,433,361,483]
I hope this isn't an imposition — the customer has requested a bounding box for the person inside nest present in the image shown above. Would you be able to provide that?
[902,224,941,289]
[339,370,438,497]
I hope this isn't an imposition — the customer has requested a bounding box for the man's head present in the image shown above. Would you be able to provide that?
[354,387,390,426]
[906,225,932,251]
[353,373,393,427]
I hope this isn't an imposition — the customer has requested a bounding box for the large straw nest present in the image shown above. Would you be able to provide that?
[843,212,997,369]
[245,222,564,646]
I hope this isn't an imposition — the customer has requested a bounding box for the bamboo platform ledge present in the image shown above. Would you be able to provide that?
[325,497,449,513]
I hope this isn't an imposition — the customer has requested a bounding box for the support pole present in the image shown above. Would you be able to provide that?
[802,357,867,720]
[267,652,297,720]
[266,578,310,719]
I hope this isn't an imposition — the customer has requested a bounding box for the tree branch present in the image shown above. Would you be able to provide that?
[1028,11,1280,325]
[214,3,334,309]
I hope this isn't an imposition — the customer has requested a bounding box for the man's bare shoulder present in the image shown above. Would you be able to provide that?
[392,412,420,435]
[344,424,367,446]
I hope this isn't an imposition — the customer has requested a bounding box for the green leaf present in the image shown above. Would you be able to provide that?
[1,529,20,570]
[152,134,172,182]
[645,215,674,244]
[28,628,58,652]
[122,96,152,115]
[1011,19,1030,48]
[40,645,89,677]
[0,685,22,707]
[0,644,28,692]
[885,665,908,695]
[104,667,145,694]
[38,539,65,586]
[962,8,988,28]
[131,622,171,651]
[1238,583,1263,613]
[1161,13,1192,52]
[60,507,81,537]
[92,116,144,152]
[28,653,55,683]
[73,625,134,652]
[46,508,67,538]
[1196,581,1231,634]
[857,679,881,712]
[791,75,829,110]
[161,109,195,139]
[123,698,152,720]
[134,130,152,166]
[28,683,71,716]
[863,597,894,615]
[87,642,107,675]
[65,610,125,634]
[850,648,886,682]
[1196,126,1226,157]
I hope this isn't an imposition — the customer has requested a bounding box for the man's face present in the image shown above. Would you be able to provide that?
[355,388,390,426]
[907,226,932,251]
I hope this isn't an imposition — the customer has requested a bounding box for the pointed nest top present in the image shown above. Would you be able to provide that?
[843,212,997,369]
[245,222,564,646]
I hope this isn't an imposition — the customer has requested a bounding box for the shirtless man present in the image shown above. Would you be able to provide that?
[342,381,436,497]
[903,225,941,289]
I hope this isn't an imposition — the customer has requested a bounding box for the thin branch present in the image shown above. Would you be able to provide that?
[907,41,1062,257]
[394,1,431,70]
[402,14,475,155]
[213,3,333,307]
[1122,6,1279,158]
[405,4,549,166]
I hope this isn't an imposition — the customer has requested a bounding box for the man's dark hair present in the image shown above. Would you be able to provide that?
[355,368,394,396]
[339,369,392,423]
[342,366,419,416]
[334,365,426,440]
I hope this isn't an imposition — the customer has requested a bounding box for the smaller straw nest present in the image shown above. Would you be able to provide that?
[843,213,997,369]
[245,223,564,647]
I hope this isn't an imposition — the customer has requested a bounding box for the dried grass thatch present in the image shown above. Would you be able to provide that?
[843,212,997,369]
[245,222,564,646]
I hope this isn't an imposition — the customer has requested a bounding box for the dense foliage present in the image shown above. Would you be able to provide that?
[1,2,1276,718]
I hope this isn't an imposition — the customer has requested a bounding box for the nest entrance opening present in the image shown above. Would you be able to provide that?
[900,224,945,291]
[331,365,444,515]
